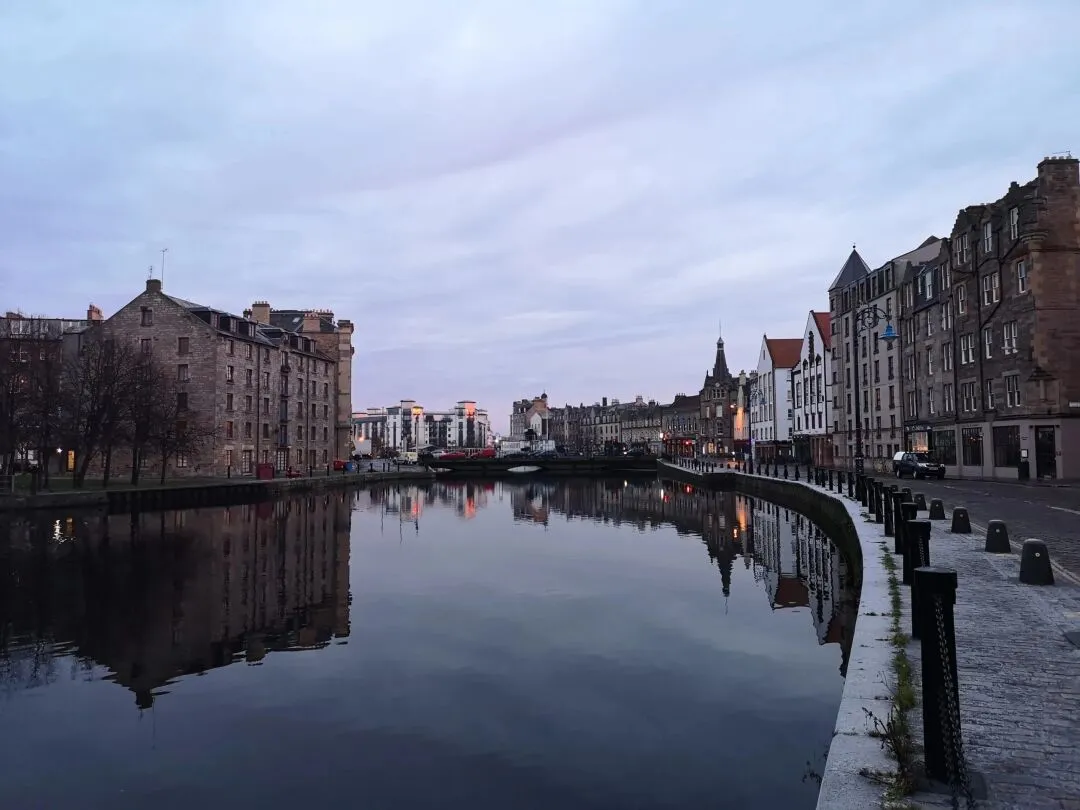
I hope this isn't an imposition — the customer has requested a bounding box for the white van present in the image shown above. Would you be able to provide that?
[399,450,419,464]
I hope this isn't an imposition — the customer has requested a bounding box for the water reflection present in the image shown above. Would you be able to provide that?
[360,478,857,676]
[0,493,351,708]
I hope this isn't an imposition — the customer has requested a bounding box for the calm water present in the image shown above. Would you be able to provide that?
[0,477,856,810]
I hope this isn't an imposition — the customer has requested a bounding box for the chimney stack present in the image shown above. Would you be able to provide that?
[87,304,103,322]
[303,311,322,333]
[251,301,271,324]
[146,278,162,293]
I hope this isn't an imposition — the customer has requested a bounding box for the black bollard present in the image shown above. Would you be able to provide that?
[915,566,962,785]
[874,481,884,524]
[883,489,894,537]
[908,520,932,639]
[747,459,754,476]
[984,520,1011,554]
[1019,539,1055,585]
[829,469,835,490]
[901,486,912,503]
[794,465,800,481]
[784,465,789,480]
[929,498,946,520]
[891,491,905,554]
[951,507,972,534]
[847,471,855,499]
[914,492,927,511]
[900,502,919,584]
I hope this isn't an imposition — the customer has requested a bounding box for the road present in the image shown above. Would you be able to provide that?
[887,474,1080,581]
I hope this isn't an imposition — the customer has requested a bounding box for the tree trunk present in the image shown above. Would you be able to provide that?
[159,454,169,485]
[102,446,114,488]
[130,446,141,486]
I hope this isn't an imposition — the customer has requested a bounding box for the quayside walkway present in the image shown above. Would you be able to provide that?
[661,459,1080,810]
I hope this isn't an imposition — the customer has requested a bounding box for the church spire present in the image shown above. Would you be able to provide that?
[712,318,730,380]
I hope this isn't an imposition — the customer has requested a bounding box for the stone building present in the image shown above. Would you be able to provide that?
[509,394,550,440]
[828,238,941,471]
[620,397,664,452]
[662,393,700,457]
[246,303,354,463]
[898,156,1080,480]
[106,279,342,477]
[353,400,491,451]
[697,324,739,455]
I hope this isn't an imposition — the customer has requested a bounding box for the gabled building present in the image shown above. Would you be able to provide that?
[750,336,801,462]
[791,311,834,466]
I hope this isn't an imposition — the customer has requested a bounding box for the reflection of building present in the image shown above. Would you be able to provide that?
[0,492,351,708]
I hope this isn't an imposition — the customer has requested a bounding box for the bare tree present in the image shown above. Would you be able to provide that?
[124,353,164,486]
[62,336,136,487]
[22,336,66,488]
[150,373,215,483]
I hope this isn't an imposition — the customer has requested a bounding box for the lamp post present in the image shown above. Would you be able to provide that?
[850,304,899,496]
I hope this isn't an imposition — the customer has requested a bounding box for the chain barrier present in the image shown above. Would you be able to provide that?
[933,595,976,809]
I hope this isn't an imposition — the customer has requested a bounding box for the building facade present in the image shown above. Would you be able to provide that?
[791,311,834,466]
[352,400,491,451]
[750,337,801,462]
[898,156,1080,480]
[105,279,342,477]
[732,370,755,456]
[829,239,941,471]
[697,325,738,455]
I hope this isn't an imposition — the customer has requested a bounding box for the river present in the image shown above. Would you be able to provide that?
[0,476,856,810]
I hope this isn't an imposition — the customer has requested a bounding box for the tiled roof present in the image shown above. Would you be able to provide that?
[269,310,337,334]
[766,338,802,369]
[812,311,832,350]
[827,248,871,291]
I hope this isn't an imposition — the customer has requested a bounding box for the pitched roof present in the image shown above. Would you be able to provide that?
[766,338,802,369]
[269,310,338,334]
[828,248,871,291]
[812,311,832,350]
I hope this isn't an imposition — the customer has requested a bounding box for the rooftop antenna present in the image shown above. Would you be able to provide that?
[160,248,168,287]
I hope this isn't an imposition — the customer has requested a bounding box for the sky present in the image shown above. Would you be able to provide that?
[2,1,1079,433]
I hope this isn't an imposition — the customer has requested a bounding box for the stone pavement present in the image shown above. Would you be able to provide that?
[800,475,1080,809]
[891,476,1080,583]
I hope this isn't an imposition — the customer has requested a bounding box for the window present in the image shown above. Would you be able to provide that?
[227,339,235,356]
[926,347,934,375]
[993,426,1021,467]
[983,221,993,254]
[177,392,188,410]
[263,371,270,387]
[924,269,935,300]
[141,307,153,326]
[941,262,951,287]
[985,379,995,409]
[247,344,253,360]
[226,421,235,438]
[961,427,983,466]
[141,338,152,354]
[956,284,966,314]
[244,422,252,439]
[983,327,993,359]
[998,320,1017,355]
[1016,260,1027,294]
[226,393,234,411]
[246,368,253,385]
[927,387,935,415]
[932,429,956,464]
[177,364,189,381]
[926,312,934,337]
[943,383,955,412]
[960,334,974,364]
[263,397,269,414]
[1009,207,1019,240]
[226,365,234,382]
[982,273,1000,306]
[954,233,970,263]
[225,449,233,468]
[906,390,918,418]
[942,342,953,371]
[887,356,895,379]
[176,452,189,468]
[262,422,270,438]
[245,395,252,412]
[960,382,978,412]
[888,385,895,408]
[1005,374,1021,407]
[178,337,189,355]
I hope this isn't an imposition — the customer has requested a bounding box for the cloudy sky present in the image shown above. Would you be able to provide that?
[2,1,1078,431]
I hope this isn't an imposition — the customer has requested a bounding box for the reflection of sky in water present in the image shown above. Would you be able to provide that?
[0,479,854,810]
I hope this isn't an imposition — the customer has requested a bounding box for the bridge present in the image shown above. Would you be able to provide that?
[428,455,659,476]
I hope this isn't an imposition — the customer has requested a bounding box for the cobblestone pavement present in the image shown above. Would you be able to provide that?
[880,476,1080,582]
[806,477,1080,809]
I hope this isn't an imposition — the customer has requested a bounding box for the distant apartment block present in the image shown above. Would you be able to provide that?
[352,400,491,451]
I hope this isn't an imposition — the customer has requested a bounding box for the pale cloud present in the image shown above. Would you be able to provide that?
[2,0,1078,431]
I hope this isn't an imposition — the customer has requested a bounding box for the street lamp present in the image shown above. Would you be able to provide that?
[850,305,899,488]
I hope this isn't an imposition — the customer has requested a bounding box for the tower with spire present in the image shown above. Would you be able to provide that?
[699,317,738,456]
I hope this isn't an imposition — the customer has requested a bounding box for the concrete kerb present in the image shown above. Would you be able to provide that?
[656,461,905,809]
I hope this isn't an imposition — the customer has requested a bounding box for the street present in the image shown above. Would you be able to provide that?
[888,474,1080,581]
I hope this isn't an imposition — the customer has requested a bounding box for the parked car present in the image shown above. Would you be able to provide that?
[892,451,946,479]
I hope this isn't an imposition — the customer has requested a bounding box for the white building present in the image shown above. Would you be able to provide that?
[750,336,801,462]
[352,400,491,452]
[791,311,834,466]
